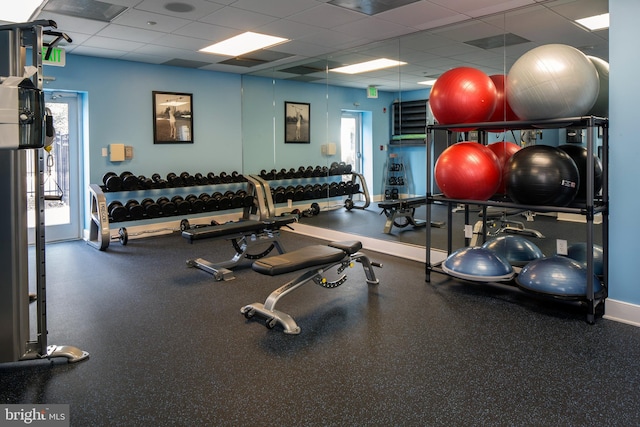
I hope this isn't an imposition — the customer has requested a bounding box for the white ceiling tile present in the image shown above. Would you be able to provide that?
[198,6,279,29]
[35,11,109,35]
[172,21,236,41]
[287,3,364,29]
[134,0,225,20]
[113,9,192,32]
[82,35,147,51]
[96,24,165,43]
[231,0,321,18]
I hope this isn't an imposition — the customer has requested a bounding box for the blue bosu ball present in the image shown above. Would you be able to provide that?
[565,242,604,276]
[482,235,544,267]
[442,247,514,282]
[516,256,602,297]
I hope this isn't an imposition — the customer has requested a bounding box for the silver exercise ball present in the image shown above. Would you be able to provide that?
[587,55,609,117]
[506,44,599,120]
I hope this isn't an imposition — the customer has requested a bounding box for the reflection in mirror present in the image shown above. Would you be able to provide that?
[241,0,608,248]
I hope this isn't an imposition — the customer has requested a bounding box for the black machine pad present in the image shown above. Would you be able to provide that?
[252,241,359,276]
[181,215,295,242]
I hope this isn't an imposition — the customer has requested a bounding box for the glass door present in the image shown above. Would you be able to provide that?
[27,92,81,243]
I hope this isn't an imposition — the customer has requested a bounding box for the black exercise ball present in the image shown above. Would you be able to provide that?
[557,144,603,201]
[506,145,580,206]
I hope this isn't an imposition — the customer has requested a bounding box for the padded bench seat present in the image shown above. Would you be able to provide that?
[182,215,296,242]
[378,196,426,209]
[252,241,362,276]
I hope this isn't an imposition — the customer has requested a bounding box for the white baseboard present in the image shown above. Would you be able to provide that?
[286,222,447,265]
[604,299,640,327]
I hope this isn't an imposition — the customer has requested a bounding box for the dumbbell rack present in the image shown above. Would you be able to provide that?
[383,153,408,200]
[88,172,266,250]
[253,163,370,213]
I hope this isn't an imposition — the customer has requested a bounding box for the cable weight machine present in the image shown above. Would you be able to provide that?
[0,20,88,363]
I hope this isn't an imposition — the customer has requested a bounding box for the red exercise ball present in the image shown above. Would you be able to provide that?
[430,67,497,129]
[488,74,520,124]
[435,142,501,200]
[487,141,521,194]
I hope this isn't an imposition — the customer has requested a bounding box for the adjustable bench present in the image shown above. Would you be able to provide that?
[240,240,381,334]
[470,207,544,246]
[184,215,297,281]
[378,196,444,234]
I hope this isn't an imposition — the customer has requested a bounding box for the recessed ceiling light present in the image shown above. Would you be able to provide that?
[418,79,437,86]
[575,13,609,31]
[199,32,289,56]
[164,2,195,13]
[330,58,407,74]
[0,0,44,22]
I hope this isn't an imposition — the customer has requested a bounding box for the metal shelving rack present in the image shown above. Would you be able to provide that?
[425,116,608,323]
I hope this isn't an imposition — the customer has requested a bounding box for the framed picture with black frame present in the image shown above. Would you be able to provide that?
[153,91,193,144]
[284,101,310,143]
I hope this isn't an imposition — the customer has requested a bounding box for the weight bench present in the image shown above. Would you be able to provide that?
[184,215,296,281]
[378,196,444,234]
[470,207,544,246]
[240,240,381,334]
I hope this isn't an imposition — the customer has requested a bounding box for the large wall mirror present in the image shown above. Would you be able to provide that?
[240,0,608,247]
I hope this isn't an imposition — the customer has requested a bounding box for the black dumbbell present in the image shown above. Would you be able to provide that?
[219,172,232,183]
[185,194,205,212]
[343,164,353,174]
[120,171,139,191]
[303,185,314,200]
[329,182,338,197]
[156,196,177,216]
[296,166,306,178]
[102,172,122,192]
[151,173,168,189]
[272,186,286,203]
[206,172,221,184]
[276,169,286,180]
[138,175,153,190]
[320,183,330,197]
[166,172,184,187]
[141,198,161,218]
[236,189,254,208]
[231,171,244,182]
[329,162,340,176]
[125,199,145,220]
[293,185,305,201]
[312,184,322,199]
[223,191,241,209]
[108,201,127,222]
[199,193,217,212]
[217,192,233,210]
[284,186,295,201]
[171,195,190,215]
[180,172,196,186]
[194,173,208,185]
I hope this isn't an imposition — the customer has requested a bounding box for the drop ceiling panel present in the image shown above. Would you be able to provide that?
[172,21,236,41]
[287,3,365,29]
[375,1,462,29]
[230,0,320,18]
[82,35,146,51]
[331,17,414,40]
[36,11,109,35]
[134,0,225,20]
[96,24,165,44]
[113,8,192,32]
[198,6,279,29]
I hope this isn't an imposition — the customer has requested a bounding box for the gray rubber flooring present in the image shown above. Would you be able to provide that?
[0,216,635,426]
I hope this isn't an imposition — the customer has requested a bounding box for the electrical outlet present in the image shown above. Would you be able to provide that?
[556,239,568,255]
[101,147,107,157]
[464,224,473,239]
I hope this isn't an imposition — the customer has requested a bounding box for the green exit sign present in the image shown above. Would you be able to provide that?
[367,86,378,98]
[42,47,66,67]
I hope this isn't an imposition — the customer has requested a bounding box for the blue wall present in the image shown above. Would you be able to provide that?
[609,0,640,306]
[43,5,640,313]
